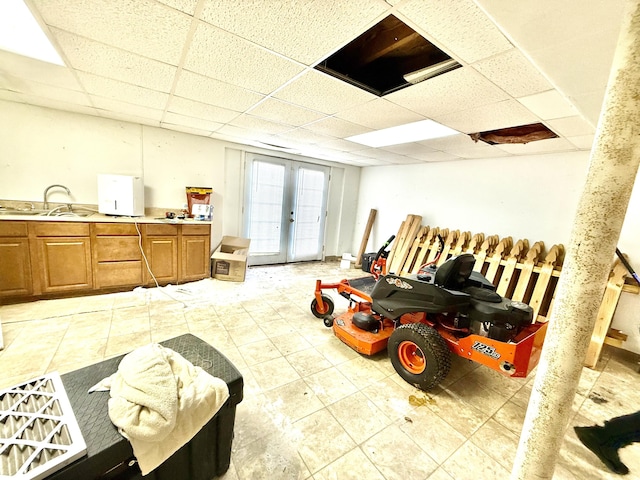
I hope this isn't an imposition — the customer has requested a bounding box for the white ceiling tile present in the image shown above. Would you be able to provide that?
[380,142,437,157]
[444,142,512,159]
[380,153,425,165]
[51,29,177,92]
[160,123,214,137]
[315,138,368,153]
[472,48,553,98]
[91,96,164,122]
[156,0,198,16]
[167,96,240,123]
[77,72,169,110]
[162,112,223,132]
[475,0,625,126]
[419,133,477,150]
[386,67,510,118]
[248,98,325,127]
[518,90,579,120]
[335,98,425,130]
[199,0,390,65]
[434,99,539,134]
[494,137,578,155]
[412,151,463,163]
[304,117,372,138]
[274,70,377,115]
[546,116,596,138]
[95,110,160,127]
[397,0,512,63]
[0,50,82,91]
[15,95,100,117]
[276,127,335,145]
[174,70,264,112]
[230,114,294,135]
[33,0,191,65]
[214,124,276,144]
[184,22,305,95]
[5,80,91,105]
[567,134,596,150]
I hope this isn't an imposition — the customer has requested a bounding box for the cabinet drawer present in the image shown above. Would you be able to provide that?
[145,224,178,236]
[31,222,90,237]
[182,224,211,235]
[93,223,140,236]
[0,221,28,237]
[96,237,141,262]
[96,261,143,288]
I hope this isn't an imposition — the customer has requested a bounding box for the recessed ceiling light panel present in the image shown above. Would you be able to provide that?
[0,0,65,66]
[347,119,459,147]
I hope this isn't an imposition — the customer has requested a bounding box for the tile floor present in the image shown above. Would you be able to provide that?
[1,260,639,480]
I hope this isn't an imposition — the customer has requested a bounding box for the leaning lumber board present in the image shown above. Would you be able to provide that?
[512,242,544,303]
[388,215,422,274]
[584,259,628,368]
[497,239,529,298]
[463,233,485,255]
[437,229,460,266]
[400,226,429,275]
[411,227,439,273]
[355,209,377,267]
[529,245,563,321]
[484,236,513,284]
[474,235,499,273]
[451,231,471,256]
[426,228,449,264]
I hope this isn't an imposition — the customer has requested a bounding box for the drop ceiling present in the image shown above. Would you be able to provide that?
[0,0,627,166]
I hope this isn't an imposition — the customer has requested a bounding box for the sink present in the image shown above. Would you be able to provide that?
[0,208,48,216]
[0,208,96,217]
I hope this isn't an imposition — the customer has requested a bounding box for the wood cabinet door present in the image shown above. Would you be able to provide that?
[36,237,93,293]
[144,236,178,284]
[0,237,32,296]
[181,235,210,282]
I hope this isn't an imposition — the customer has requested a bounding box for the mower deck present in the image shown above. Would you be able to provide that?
[332,312,395,355]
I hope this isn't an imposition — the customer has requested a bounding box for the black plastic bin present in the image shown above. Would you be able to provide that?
[47,334,244,480]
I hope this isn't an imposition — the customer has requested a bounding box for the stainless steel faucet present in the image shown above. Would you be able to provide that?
[43,184,71,209]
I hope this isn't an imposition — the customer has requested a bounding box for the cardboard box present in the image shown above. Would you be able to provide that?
[211,236,251,282]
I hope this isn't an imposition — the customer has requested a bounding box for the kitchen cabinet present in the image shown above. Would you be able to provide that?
[143,224,179,285]
[0,222,32,297]
[31,222,93,294]
[0,219,211,300]
[93,223,143,288]
[181,224,211,282]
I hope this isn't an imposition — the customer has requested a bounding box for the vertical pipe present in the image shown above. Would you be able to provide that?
[510,1,640,479]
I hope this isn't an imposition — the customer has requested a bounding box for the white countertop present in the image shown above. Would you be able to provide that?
[0,212,212,224]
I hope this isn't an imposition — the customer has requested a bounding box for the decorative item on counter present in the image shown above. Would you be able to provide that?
[186,187,213,221]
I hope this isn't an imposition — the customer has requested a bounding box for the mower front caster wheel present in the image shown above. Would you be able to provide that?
[389,323,451,391]
[323,316,334,328]
[310,295,334,318]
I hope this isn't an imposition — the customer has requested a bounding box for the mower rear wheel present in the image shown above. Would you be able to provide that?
[310,295,334,318]
[389,323,451,391]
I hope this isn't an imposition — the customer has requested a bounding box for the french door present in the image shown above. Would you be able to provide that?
[244,155,329,266]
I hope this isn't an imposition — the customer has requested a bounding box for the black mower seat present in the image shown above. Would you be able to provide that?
[434,254,475,290]
[463,285,502,303]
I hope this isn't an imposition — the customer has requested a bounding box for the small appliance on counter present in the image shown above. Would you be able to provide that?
[98,174,145,216]
[186,186,213,220]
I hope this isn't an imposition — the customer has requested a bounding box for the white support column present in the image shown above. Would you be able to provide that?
[510,1,640,479]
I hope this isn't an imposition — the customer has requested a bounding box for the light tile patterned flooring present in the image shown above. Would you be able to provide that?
[1,261,639,480]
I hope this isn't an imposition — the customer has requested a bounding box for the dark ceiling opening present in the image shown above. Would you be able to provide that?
[314,15,461,96]
[470,123,559,145]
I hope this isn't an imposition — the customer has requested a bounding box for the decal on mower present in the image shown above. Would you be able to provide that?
[385,277,413,290]
[472,341,501,360]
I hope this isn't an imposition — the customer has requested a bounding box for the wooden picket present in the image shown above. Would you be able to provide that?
[382,217,634,367]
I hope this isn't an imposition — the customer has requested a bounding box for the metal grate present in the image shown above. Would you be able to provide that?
[0,372,86,479]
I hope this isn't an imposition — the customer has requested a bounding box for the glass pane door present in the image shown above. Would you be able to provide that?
[288,164,329,262]
[245,158,288,265]
[244,155,328,266]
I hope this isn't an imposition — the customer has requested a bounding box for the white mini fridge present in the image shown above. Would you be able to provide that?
[97,174,145,216]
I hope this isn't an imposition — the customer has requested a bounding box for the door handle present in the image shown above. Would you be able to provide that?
[289,218,295,223]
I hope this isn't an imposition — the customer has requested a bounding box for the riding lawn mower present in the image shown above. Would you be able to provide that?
[310,236,548,391]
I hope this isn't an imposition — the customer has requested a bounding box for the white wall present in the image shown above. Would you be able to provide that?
[354,152,640,354]
[0,100,358,256]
